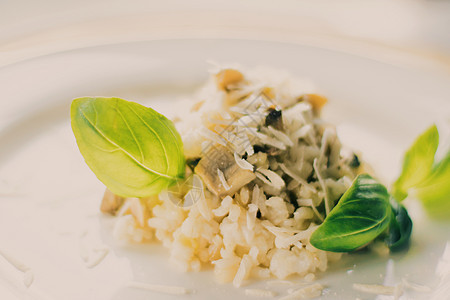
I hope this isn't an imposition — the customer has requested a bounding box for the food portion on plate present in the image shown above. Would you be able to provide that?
[70,65,449,290]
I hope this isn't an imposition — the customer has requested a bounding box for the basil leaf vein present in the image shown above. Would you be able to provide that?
[71,97,185,197]
[310,174,392,252]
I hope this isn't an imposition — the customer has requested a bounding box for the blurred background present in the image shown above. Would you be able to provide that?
[1,0,450,70]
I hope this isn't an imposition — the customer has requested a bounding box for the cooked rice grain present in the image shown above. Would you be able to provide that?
[111,65,360,287]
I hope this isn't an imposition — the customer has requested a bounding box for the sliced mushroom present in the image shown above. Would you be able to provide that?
[186,157,201,171]
[224,89,251,107]
[190,100,205,112]
[265,107,283,131]
[215,69,244,91]
[194,144,256,197]
[100,189,125,215]
[215,69,250,107]
[261,87,275,99]
[299,94,328,115]
[252,144,283,157]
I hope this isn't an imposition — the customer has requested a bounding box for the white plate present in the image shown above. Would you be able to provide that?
[0,39,449,300]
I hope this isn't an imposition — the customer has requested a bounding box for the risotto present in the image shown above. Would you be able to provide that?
[103,65,365,287]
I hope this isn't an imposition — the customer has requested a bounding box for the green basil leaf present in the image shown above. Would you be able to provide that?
[415,151,450,219]
[71,97,185,197]
[385,198,412,251]
[392,125,439,201]
[310,174,391,252]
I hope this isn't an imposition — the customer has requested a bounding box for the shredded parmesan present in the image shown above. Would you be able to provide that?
[192,174,213,221]
[256,132,287,150]
[266,280,296,287]
[432,241,450,300]
[245,288,277,297]
[0,249,31,272]
[278,163,316,192]
[79,236,90,263]
[318,127,333,165]
[313,159,331,215]
[256,168,285,189]
[217,168,231,191]
[401,278,432,293]
[23,270,34,288]
[127,281,193,295]
[234,152,254,171]
[352,283,403,296]
[252,184,268,217]
[86,247,109,269]
[296,198,323,222]
[280,283,324,299]
[266,126,294,146]
[0,248,34,287]
[292,124,313,140]
[198,128,227,146]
